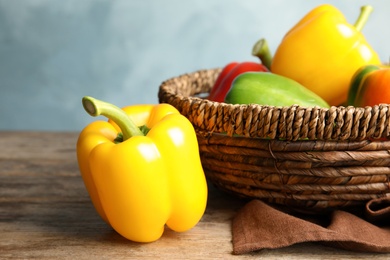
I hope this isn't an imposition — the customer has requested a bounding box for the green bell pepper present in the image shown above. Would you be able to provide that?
[224,72,330,108]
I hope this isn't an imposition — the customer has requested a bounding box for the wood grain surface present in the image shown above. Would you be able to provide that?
[1,131,389,259]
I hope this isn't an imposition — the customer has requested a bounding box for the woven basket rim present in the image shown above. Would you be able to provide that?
[158,68,390,141]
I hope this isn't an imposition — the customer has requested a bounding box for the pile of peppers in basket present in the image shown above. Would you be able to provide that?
[77,96,208,243]
[210,4,387,108]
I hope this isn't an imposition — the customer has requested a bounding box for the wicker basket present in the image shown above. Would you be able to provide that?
[158,68,390,211]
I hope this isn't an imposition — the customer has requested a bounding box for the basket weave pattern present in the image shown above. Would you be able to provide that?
[158,68,390,210]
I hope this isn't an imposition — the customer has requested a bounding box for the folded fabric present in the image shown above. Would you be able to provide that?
[232,199,390,255]
[365,197,390,224]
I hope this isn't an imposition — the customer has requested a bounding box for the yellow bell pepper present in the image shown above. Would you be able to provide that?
[270,5,381,106]
[76,96,208,243]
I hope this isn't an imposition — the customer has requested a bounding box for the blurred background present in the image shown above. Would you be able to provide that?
[1,0,389,131]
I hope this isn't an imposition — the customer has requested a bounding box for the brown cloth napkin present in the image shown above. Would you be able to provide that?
[232,198,390,255]
[366,197,390,224]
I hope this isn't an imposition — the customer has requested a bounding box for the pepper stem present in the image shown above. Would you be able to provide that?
[82,96,144,140]
[354,5,373,32]
[251,38,272,70]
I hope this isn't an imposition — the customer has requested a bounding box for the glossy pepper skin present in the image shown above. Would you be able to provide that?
[208,61,269,102]
[270,4,381,106]
[347,65,390,107]
[224,72,330,108]
[77,97,208,243]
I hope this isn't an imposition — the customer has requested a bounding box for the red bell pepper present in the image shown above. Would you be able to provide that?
[208,38,272,102]
[208,62,239,99]
[208,62,269,102]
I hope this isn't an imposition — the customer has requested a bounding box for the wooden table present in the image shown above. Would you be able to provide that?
[1,131,390,259]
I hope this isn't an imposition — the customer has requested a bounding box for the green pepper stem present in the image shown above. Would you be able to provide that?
[82,96,144,140]
[251,38,272,70]
[354,5,373,32]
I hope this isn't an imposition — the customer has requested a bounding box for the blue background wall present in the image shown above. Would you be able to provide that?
[1,0,389,131]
